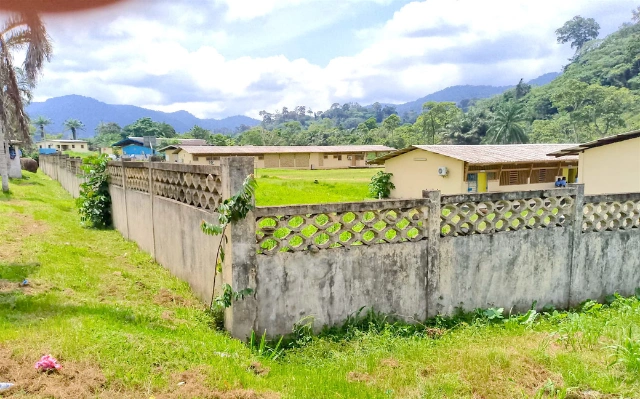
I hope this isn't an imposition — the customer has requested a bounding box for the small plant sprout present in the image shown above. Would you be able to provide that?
[369,171,395,199]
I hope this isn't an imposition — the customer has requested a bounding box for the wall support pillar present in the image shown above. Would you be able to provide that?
[568,184,585,308]
[221,156,258,339]
[423,189,441,318]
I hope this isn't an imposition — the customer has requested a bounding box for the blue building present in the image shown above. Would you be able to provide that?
[112,137,207,159]
[112,137,155,157]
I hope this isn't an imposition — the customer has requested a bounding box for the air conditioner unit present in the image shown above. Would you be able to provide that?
[438,166,449,177]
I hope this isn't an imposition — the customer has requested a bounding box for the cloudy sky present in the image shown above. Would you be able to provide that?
[25,0,639,119]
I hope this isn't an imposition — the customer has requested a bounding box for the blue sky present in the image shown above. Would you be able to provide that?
[27,0,639,119]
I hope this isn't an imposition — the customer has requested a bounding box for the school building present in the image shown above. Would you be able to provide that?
[160,145,395,169]
[369,144,579,198]
[549,129,640,195]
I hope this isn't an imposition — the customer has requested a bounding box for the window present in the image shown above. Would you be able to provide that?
[258,155,264,160]
[81,145,85,149]
[72,145,76,149]
[487,172,497,180]
[193,156,199,161]
[347,156,352,160]
[323,155,328,159]
[356,154,364,161]
[56,145,60,149]
[536,169,556,183]
[333,155,342,161]
[39,145,42,148]
[500,170,529,186]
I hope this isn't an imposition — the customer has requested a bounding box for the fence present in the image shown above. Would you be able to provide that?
[39,155,640,339]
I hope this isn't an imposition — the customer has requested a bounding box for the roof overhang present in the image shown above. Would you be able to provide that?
[548,129,640,157]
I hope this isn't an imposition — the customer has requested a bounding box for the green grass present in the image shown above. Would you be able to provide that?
[62,150,98,159]
[255,168,379,206]
[2,172,640,398]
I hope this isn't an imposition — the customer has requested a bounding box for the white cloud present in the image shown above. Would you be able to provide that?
[29,0,639,120]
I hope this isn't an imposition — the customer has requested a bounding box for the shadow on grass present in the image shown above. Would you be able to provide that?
[0,291,180,333]
[0,262,40,282]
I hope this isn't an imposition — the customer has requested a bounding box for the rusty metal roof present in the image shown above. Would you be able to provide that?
[548,129,640,157]
[159,145,396,155]
[369,144,579,165]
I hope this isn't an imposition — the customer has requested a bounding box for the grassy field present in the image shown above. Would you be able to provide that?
[2,172,640,398]
[255,168,379,206]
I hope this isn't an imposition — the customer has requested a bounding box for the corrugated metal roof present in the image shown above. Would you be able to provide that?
[159,145,395,155]
[548,130,640,157]
[369,144,579,165]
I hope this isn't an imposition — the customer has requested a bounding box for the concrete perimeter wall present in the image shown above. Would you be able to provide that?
[40,154,640,340]
[39,154,249,304]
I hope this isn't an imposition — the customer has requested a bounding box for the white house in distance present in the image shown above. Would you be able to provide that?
[38,139,90,152]
[369,144,579,198]
[160,145,395,169]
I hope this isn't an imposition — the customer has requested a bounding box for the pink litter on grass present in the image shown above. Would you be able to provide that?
[34,355,62,372]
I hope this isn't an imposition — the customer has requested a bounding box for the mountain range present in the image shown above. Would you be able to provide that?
[25,95,261,138]
[26,72,560,138]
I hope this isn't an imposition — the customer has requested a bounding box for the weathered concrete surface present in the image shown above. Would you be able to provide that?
[433,229,572,315]
[123,190,154,254]
[153,196,222,303]
[571,231,640,305]
[255,241,428,336]
[109,185,128,238]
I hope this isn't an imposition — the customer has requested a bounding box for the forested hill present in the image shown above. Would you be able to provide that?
[390,73,560,115]
[26,95,261,137]
[225,14,640,149]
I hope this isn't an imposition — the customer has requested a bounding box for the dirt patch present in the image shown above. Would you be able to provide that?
[347,371,373,383]
[156,369,279,399]
[0,279,49,295]
[0,213,48,261]
[154,289,188,306]
[379,358,400,369]
[0,349,108,399]
[248,362,269,376]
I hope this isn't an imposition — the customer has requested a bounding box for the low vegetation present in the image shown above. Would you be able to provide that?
[2,172,640,398]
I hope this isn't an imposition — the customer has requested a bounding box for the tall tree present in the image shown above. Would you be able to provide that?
[185,125,211,140]
[63,118,84,140]
[418,101,460,144]
[0,12,52,192]
[556,16,600,51]
[32,115,51,139]
[486,102,528,144]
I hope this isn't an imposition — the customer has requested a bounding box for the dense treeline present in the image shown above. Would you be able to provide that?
[83,9,640,151]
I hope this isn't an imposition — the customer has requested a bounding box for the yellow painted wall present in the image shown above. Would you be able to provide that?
[168,150,373,169]
[385,149,466,198]
[579,137,640,195]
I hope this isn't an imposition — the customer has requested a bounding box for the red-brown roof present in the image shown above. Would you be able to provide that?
[369,144,579,165]
[160,145,395,155]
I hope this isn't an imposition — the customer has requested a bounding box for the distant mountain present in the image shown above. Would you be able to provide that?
[26,95,260,138]
[527,72,561,86]
[388,72,562,115]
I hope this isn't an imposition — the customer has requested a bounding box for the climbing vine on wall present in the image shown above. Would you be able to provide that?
[77,155,112,228]
[201,174,257,309]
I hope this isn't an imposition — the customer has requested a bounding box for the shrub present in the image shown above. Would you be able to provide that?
[76,154,111,228]
[369,171,395,199]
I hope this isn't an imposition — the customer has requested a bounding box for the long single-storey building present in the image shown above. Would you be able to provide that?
[112,137,207,157]
[160,145,395,169]
[549,130,640,195]
[369,144,579,198]
[38,139,90,152]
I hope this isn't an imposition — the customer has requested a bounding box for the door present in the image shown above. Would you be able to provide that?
[467,173,478,192]
[477,172,487,193]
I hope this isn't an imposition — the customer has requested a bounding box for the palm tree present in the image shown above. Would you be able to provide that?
[32,115,51,139]
[63,119,84,140]
[487,102,529,144]
[0,12,52,192]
